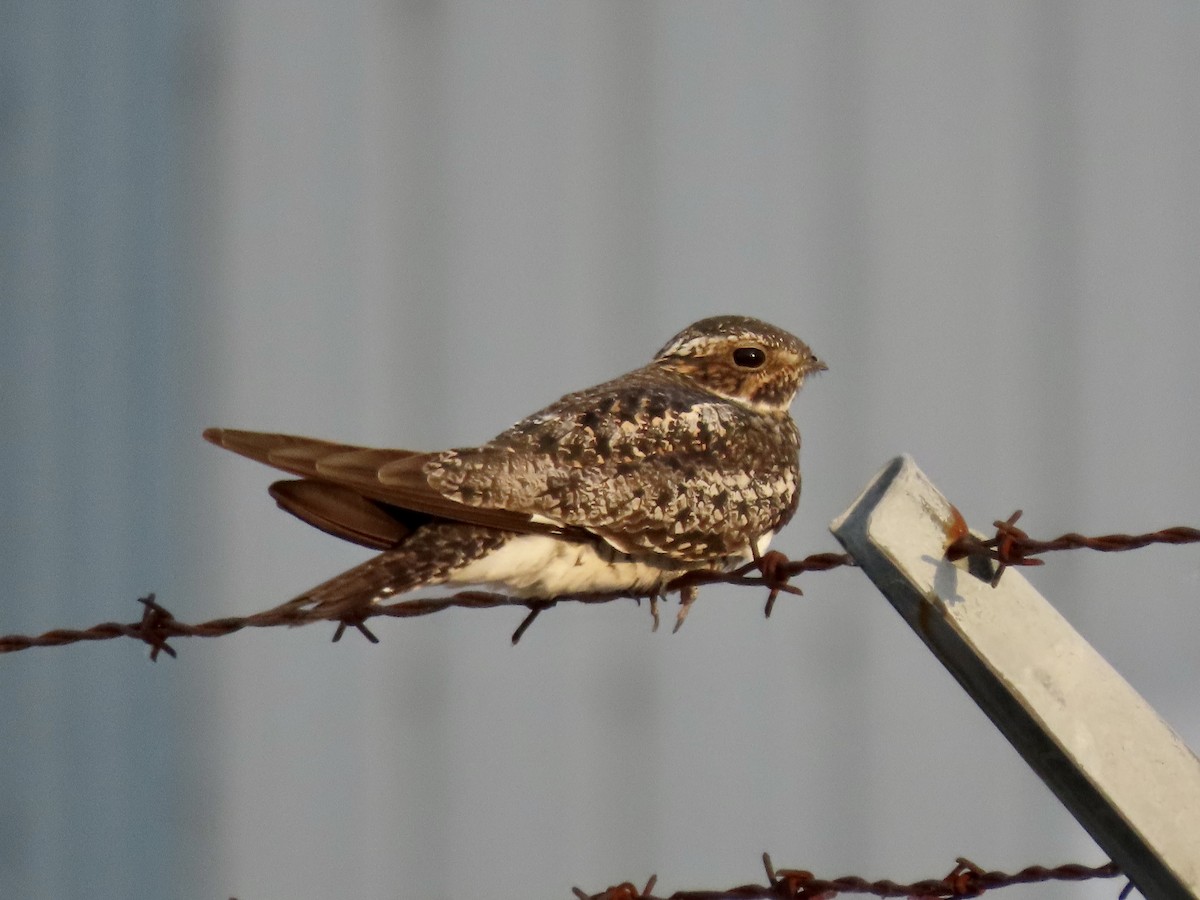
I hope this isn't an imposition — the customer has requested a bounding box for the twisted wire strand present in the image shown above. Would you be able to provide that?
[574,855,1121,899]
[2,517,1197,658]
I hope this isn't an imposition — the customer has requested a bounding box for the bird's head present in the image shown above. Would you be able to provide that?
[652,315,826,413]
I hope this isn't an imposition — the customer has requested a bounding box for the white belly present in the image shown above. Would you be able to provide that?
[443,530,775,599]
[444,534,675,597]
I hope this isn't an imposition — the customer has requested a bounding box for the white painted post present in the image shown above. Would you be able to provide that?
[831,456,1200,900]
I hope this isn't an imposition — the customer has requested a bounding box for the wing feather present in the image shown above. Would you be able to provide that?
[204,428,560,537]
[268,480,419,550]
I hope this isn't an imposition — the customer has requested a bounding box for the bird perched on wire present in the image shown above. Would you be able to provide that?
[204,315,825,633]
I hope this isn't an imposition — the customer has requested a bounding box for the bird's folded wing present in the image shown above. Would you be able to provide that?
[268,479,417,550]
[203,428,563,537]
[398,434,795,561]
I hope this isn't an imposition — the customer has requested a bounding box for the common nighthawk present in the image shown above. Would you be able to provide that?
[204,315,825,631]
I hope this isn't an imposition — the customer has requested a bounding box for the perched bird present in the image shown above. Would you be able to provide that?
[204,315,825,631]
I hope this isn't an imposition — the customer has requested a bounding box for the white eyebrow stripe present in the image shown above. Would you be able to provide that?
[662,334,757,357]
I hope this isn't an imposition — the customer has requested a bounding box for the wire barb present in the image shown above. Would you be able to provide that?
[945,510,1200,586]
[331,617,380,644]
[135,594,178,661]
[511,600,555,644]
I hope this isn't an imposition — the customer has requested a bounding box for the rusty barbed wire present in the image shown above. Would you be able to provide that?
[574,854,1122,900]
[2,515,1198,658]
[0,549,855,658]
[944,509,1200,587]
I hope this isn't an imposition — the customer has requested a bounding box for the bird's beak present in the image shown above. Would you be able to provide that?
[805,356,828,375]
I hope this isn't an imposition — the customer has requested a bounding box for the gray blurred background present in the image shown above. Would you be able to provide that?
[3,3,1199,899]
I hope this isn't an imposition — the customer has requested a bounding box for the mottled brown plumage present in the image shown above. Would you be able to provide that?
[205,315,825,623]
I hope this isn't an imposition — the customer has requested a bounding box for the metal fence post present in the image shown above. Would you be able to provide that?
[832,455,1200,900]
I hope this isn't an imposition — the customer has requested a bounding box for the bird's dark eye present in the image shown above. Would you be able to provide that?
[732,346,766,369]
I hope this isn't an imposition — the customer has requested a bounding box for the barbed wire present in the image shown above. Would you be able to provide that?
[573,854,1123,899]
[944,508,1200,587]
[1,516,1197,659]
[0,550,853,658]
[221,856,1130,898]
